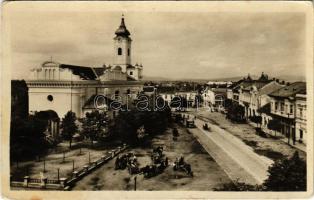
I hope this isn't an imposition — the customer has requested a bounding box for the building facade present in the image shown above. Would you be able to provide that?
[26,17,144,119]
[294,94,307,144]
[269,82,306,144]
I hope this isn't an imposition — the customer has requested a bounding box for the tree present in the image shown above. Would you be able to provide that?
[10,114,49,161]
[226,103,245,122]
[263,151,306,191]
[81,110,108,145]
[61,111,78,148]
[111,107,171,145]
[267,118,281,137]
[250,115,262,128]
[194,94,203,108]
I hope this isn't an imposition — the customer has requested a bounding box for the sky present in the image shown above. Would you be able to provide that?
[6,4,306,80]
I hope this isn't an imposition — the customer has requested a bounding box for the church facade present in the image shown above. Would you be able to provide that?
[26,17,144,118]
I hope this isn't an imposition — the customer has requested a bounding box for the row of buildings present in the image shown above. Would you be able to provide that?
[226,73,307,145]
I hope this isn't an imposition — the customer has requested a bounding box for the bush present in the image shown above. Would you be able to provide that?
[255,128,267,138]
[242,139,258,148]
[254,149,285,160]
[214,180,263,191]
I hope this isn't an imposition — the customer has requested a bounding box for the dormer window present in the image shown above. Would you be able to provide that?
[118,48,122,55]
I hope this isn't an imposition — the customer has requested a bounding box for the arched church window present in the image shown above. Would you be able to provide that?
[127,89,131,94]
[130,71,133,75]
[118,48,122,55]
[115,90,120,95]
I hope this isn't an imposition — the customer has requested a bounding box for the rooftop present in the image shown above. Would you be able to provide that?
[115,17,131,37]
[60,64,105,80]
[258,81,284,96]
[269,82,306,98]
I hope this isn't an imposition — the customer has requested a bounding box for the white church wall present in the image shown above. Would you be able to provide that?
[28,87,83,119]
[28,66,82,81]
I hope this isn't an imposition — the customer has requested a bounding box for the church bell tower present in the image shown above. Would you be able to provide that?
[113,16,132,72]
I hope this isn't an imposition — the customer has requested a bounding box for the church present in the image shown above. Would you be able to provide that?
[26,16,144,118]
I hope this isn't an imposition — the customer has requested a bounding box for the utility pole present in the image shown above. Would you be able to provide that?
[134,176,137,191]
[72,160,75,172]
[26,166,29,176]
[287,113,290,145]
[43,159,46,172]
[70,73,73,112]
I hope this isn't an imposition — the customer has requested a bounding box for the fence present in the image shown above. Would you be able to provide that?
[10,144,128,190]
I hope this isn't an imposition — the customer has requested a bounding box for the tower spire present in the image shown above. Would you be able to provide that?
[115,15,130,37]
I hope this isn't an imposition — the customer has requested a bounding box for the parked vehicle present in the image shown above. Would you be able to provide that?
[186,119,196,128]
[173,157,193,177]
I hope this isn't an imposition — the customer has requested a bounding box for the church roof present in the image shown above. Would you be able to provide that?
[115,17,130,37]
[127,75,137,81]
[127,64,136,69]
[60,64,105,80]
[93,68,106,77]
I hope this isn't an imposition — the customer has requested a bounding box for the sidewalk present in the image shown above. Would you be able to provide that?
[257,124,306,152]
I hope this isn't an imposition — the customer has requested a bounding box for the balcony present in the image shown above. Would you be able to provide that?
[271,110,295,119]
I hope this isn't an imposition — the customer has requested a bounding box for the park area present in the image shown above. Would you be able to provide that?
[72,123,231,191]
[10,140,122,181]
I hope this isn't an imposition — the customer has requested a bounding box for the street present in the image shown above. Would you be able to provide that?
[72,123,231,190]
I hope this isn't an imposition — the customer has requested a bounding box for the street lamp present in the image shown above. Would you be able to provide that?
[287,113,291,145]
[134,176,137,191]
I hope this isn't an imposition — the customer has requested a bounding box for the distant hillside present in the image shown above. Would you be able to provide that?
[142,76,173,81]
[276,75,306,82]
[142,76,214,83]
[142,74,306,83]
